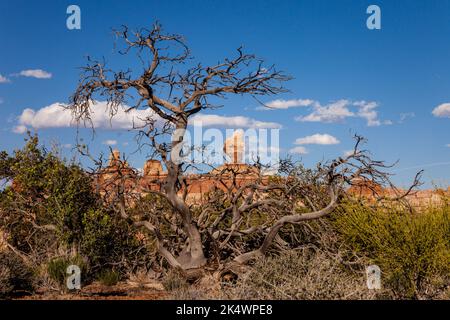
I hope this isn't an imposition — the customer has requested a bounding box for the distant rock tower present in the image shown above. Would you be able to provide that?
[224,130,244,164]
[212,130,259,176]
[143,159,165,176]
[108,149,122,166]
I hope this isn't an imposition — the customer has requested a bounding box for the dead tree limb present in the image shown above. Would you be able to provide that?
[69,22,290,270]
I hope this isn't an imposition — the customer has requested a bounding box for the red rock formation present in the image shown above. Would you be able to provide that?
[97,142,270,204]
[347,177,449,209]
[347,178,385,198]
[97,149,449,209]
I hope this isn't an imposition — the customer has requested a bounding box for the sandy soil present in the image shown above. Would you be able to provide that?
[16,281,169,300]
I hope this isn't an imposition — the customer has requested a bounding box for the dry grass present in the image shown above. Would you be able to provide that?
[217,248,380,300]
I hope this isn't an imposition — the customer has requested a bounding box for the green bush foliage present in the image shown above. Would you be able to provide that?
[46,255,88,287]
[0,134,151,293]
[334,201,450,299]
[0,134,98,253]
[80,208,144,273]
[97,269,120,286]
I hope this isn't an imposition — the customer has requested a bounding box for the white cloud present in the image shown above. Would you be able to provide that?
[295,99,354,123]
[103,140,118,146]
[256,98,315,110]
[432,103,450,118]
[13,101,162,133]
[62,144,72,149]
[288,146,308,155]
[446,144,450,148]
[18,69,52,79]
[354,101,381,126]
[0,74,10,83]
[295,99,389,127]
[15,103,278,133]
[294,133,340,145]
[191,114,281,129]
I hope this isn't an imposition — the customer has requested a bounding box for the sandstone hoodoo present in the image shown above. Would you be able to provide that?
[97,134,271,205]
[97,146,448,209]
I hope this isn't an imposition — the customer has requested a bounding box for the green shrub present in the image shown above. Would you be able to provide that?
[0,134,99,257]
[80,208,144,273]
[334,201,450,299]
[46,255,88,288]
[0,135,152,285]
[97,269,120,286]
[162,269,188,292]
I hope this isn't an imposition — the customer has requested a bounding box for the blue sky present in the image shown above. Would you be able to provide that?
[0,0,449,188]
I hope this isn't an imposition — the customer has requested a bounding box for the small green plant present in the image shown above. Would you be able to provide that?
[97,269,120,286]
[46,259,67,285]
[162,269,188,292]
[46,255,88,287]
[334,201,450,299]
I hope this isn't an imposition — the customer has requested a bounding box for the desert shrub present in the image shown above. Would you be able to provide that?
[221,248,377,300]
[0,184,59,258]
[80,208,146,275]
[97,269,120,286]
[162,269,188,292]
[0,264,13,296]
[45,163,98,246]
[0,135,152,285]
[334,201,450,299]
[0,134,99,257]
[46,255,88,288]
[0,251,34,297]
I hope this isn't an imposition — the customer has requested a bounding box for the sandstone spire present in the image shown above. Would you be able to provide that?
[224,130,244,164]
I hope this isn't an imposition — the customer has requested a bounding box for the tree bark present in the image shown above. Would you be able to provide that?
[234,186,338,264]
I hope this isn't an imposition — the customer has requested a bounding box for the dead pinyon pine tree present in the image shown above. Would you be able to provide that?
[68,22,419,275]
